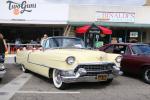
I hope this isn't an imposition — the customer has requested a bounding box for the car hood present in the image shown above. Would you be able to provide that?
[44,48,118,63]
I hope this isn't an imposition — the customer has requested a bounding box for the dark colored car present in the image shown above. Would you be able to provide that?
[99,43,150,84]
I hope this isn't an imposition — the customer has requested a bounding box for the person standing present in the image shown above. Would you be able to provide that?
[111,37,118,44]
[0,33,7,63]
[40,34,48,47]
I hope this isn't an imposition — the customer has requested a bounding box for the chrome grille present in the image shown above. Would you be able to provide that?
[74,63,115,76]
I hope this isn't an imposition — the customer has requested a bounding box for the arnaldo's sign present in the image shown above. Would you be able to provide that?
[96,11,135,23]
[6,0,37,15]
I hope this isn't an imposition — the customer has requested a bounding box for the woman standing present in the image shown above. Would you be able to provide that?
[0,33,7,63]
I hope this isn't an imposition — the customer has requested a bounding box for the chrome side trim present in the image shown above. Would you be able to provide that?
[77,62,114,65]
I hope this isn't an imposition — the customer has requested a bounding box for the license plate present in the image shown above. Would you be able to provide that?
[96,74,108,81]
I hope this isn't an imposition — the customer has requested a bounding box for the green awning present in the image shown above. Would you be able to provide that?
[68,21,150,28]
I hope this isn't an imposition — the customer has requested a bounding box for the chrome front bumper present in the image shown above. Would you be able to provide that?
[62,74,115,83]
[61,64,123,83]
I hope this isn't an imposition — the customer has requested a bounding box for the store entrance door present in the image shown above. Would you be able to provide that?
[85,24,101,48]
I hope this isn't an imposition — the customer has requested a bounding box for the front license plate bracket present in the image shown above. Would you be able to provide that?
[96,74,108,81]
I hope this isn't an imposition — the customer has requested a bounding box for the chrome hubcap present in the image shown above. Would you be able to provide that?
[53,69,62,88]
[55,72,62,85]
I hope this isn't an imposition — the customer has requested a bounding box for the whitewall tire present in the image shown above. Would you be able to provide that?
[21,64,28,73]
[52,69,67,89]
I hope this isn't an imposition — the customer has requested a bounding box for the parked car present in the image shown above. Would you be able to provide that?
[16,36,122,89]
[0,54,6,81]
[99,43,150,84]
[0,63,6,81]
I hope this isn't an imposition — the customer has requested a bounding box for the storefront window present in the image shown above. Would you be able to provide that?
[0,25,64,43]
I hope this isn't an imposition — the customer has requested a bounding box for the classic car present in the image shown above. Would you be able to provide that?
[16,36,122,89]
[99,43,150,84]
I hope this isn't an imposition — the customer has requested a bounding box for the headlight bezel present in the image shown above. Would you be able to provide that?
[66,56,76,65]
[115,56,123,63]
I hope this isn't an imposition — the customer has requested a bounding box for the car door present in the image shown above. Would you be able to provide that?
[121,46,144,74]
[27,39,51,77]
[120,46,135,73]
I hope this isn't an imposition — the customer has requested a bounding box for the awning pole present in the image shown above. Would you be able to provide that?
[140,31,143,43]
[63,25,69,36]
[66,25,71,36]
[125,30,127,43]
[109,35,112,43]
[84,32,86,47]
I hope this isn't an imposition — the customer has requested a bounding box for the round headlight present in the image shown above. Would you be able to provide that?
[115,56,122,63]
[66,56,75,65]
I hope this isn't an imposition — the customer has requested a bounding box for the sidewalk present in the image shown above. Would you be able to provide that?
[5,54,16,64]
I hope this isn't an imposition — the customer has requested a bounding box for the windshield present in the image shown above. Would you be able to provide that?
[131,45,150,55]
[47,37,85,49]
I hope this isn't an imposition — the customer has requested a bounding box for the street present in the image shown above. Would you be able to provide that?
[0,64,150,100]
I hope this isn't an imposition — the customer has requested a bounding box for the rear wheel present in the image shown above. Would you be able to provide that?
[52,69,67,89]
[142,67,150,84]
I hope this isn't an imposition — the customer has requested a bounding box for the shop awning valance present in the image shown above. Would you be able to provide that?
[75,25,112,35]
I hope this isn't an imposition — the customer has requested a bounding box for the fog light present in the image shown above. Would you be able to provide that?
[77,68,87,76]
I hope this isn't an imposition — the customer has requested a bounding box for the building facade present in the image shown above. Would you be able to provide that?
[69,4,150,44]
[0,0,69,43]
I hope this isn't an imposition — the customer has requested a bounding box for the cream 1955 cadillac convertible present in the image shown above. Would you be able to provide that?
[16,36,123,89]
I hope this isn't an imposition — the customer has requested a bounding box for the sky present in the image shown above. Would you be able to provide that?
[44,0,146,6]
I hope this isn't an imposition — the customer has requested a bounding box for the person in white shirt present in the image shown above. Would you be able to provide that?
[40,34,48,47]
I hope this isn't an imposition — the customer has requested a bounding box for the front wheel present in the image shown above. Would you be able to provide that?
[142,67,150,84]
[52,69,67,89]
[21,64,28,73]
